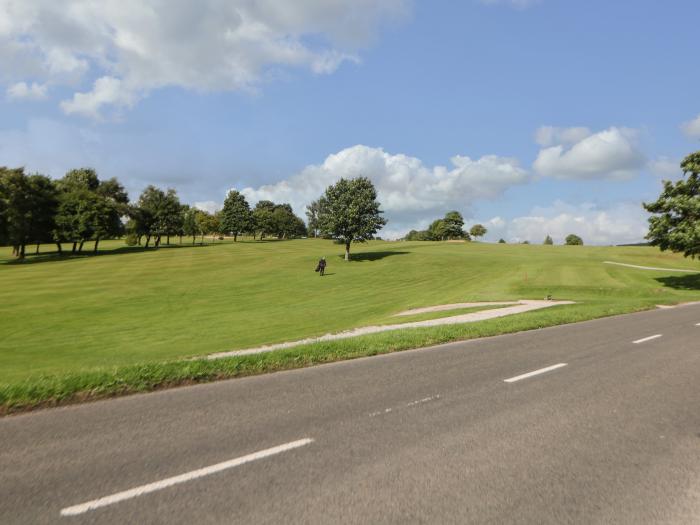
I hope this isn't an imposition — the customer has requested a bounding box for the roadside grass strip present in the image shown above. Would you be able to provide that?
[0,301,677,415]
[504,363,568,383]
[60,438,314,517]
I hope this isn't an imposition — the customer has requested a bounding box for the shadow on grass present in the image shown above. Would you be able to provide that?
[655,274,700,291]
[339,251,410,262]
[1,242,220,266]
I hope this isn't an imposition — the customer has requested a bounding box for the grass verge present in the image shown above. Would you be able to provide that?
[0,300,655,415]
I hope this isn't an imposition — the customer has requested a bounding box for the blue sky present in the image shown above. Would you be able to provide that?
[1,0,699,243]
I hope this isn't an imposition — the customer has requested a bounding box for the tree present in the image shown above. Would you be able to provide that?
[498,238,506,244]
[443,211,465,239]
[643,151,700,258]
[469,224,487,240]
[182,206,200,245]
[428,219,447,241]
[565,234,583,245]
[0,168,58,258]
[317,177,387,261]
[220,190,251,241]
[252,200,276,240]
[198,210,220,242]
[134,186,182,247]
[54,169,127,253]
[543,235,554,245]
[305,200,322,238]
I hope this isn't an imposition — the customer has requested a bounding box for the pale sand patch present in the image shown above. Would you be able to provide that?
[603,261,698,273]
[207,299,574,360]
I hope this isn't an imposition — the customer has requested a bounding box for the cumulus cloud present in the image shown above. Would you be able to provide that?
[60,76,139,119]
[0,0,408,118]
[533,126,646,180]
[6,81,48,100]
[681,113,700,139]
[194,201,222,214]
[239,145,529,238]
[481,201,649,245]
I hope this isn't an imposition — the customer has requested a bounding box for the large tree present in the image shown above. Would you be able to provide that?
[220,190,251,241]
[134,186,182,247]
[252,200,276,240]
[644,151,700,258]
[443,211,465,239]
[0,168,58,258]
[317,177,387,261]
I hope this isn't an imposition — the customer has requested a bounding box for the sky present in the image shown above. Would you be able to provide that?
[1,0,699,244]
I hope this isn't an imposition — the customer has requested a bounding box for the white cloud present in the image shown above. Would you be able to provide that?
[194,201,222,214]
[681,113,700,139]
[0,0,408,119]
[6,81,48,100]
[533,126,646,180]
[239,145,529,238]
[481,201,648,245]
[60,76,139,119]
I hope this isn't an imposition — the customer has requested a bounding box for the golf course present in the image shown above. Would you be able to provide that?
[1,238,699,412]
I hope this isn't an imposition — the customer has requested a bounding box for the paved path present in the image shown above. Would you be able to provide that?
[2,304,700,523]
[604,260,699,273]
[207,299,573,359]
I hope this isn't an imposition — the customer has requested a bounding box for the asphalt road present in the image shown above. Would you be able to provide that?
[2,304,700,524]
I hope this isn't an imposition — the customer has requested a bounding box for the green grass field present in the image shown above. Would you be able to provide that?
[1,238,699,412]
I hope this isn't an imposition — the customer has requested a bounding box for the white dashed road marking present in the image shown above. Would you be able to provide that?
[633,334,662,344]
[60,438,314,517]
[504,363,568,383]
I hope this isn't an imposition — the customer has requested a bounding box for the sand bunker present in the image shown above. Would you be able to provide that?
[207,299,574,360]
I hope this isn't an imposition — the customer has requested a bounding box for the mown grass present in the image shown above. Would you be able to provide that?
[1,238,699,413]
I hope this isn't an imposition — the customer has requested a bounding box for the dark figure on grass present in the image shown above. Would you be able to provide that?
[315,257,327,276]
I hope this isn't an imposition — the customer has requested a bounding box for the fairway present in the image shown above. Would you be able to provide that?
[1,239,700,386]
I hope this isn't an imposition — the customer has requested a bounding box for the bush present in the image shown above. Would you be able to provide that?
[125,233,139,246]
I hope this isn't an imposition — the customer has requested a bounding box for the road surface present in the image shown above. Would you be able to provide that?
[1,304,699,524]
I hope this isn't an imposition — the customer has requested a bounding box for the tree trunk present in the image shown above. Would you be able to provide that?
[345,241,351,261]
[72,242,77,254]
[19,244,26,259]
[166,235,170,245]
[179,235,183,244]
[78,240,85,253]
[253,232,256,240]
[12,245,18,256]
[145,235,151,248]
[137,235,142,245]
[192,235,196,245]
[155,235,161,247]
[94,238,100,253]
[201,233,204,245]
[234,233,237,242]
[56,243,63,255]
[35,243,40,255]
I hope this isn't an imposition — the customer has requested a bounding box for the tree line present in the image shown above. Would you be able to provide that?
[0,167,307,259]
[403,211,488,242]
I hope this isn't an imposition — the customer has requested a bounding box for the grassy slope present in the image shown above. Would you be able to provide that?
[1,239,699,397]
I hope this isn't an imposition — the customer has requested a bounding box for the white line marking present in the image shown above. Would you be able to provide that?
[633,334,662,344]
[60,438,314,517]
[406,395,441,407]
[603,261,698,273]
[504,363,567,383]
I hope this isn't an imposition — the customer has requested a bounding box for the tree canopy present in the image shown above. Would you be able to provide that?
[565,234,583,246]
[220,190,251,242]
[469,224,487,240]
[317,177,386,260]
[644,151,700,258]
[543,235,554,245]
